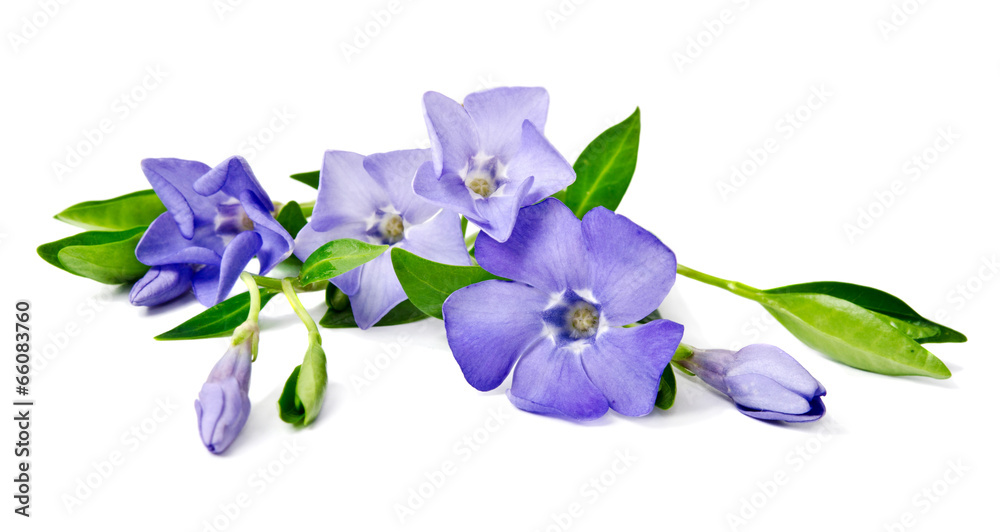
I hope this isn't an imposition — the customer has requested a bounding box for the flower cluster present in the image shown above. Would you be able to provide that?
[55,84,962,456]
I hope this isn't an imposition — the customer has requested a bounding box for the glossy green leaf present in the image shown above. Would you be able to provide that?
[298,239,388,286]
[38,227,149,284]
[54,189,166,231]
[278,343,327,427]
[759,292,951,379]
[655,364,677,410]
[275,201,308,239]
[766,281,966,344]
[290,170,320,189]
[154,289,279,340]
[558,107,641,218]
[319,298,428,328]
[390,248,503,319]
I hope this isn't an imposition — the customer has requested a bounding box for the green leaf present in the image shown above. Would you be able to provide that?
[154,289,279,340]
[655,364,677,410]
[290,170,320,189]
[54,189,166,231]
[298,239,388,286]
[275,201,308,239]
[758,292,951,379]
[278,343,328,427]
[38,227,149,284]
[560,107,641,218]
[766,281,966,344]
[638,309,662,324]
[390,248,503,319]
[320,298,429,328]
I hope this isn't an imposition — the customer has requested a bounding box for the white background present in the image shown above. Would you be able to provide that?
[2,1,998,530]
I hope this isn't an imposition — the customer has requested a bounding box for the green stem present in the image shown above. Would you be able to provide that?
[253,275,326,293]
[282,278,321,345]
[676,263,762,301]
[240,272,262,324]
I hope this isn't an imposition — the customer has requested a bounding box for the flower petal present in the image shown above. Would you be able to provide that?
[399,210,471,266]
[736,396,826,423]
[191,231,262,307]
[135,213,223,267]
[141,158,214,239]
[583,320,684,416]
[240,190,294,274]
[412,161,481,222]
[293,222,367,296]
[423,91,479,175]
[443,280,550,391]
[724,374,812,414]
[475,198,587,291]
[581,207,676,326]
[194,156,274,211]
[508,341,608,421]
[727,344,827,398]
[463,87,549,162]
[506,121,576,205]
[129,264,194,306]
[311,150,389,232]
[363,149,440,224]
[473,175,534,243]
[348,252,405,330]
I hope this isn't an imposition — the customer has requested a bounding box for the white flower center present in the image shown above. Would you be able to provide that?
[463,155,505,199]
[565,301,600,339]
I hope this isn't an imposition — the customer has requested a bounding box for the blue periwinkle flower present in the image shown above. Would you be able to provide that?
[194,325,256,454]
[133,156,294,307]
[414,87,576,243]
[444,198,684,420]
[295,149,471,329]
[675,344,827,422]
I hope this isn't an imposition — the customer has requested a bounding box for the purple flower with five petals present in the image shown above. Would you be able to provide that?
[414,87,576,243]
[132,156,294,307]
[295,149,471,329]
[443,198,683,420]
[674,344,827,422]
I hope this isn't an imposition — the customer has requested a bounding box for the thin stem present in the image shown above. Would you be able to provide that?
[240,272,261,324]
[253,275,326,293]
[676,263,761,301]
[282,277,321,345]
